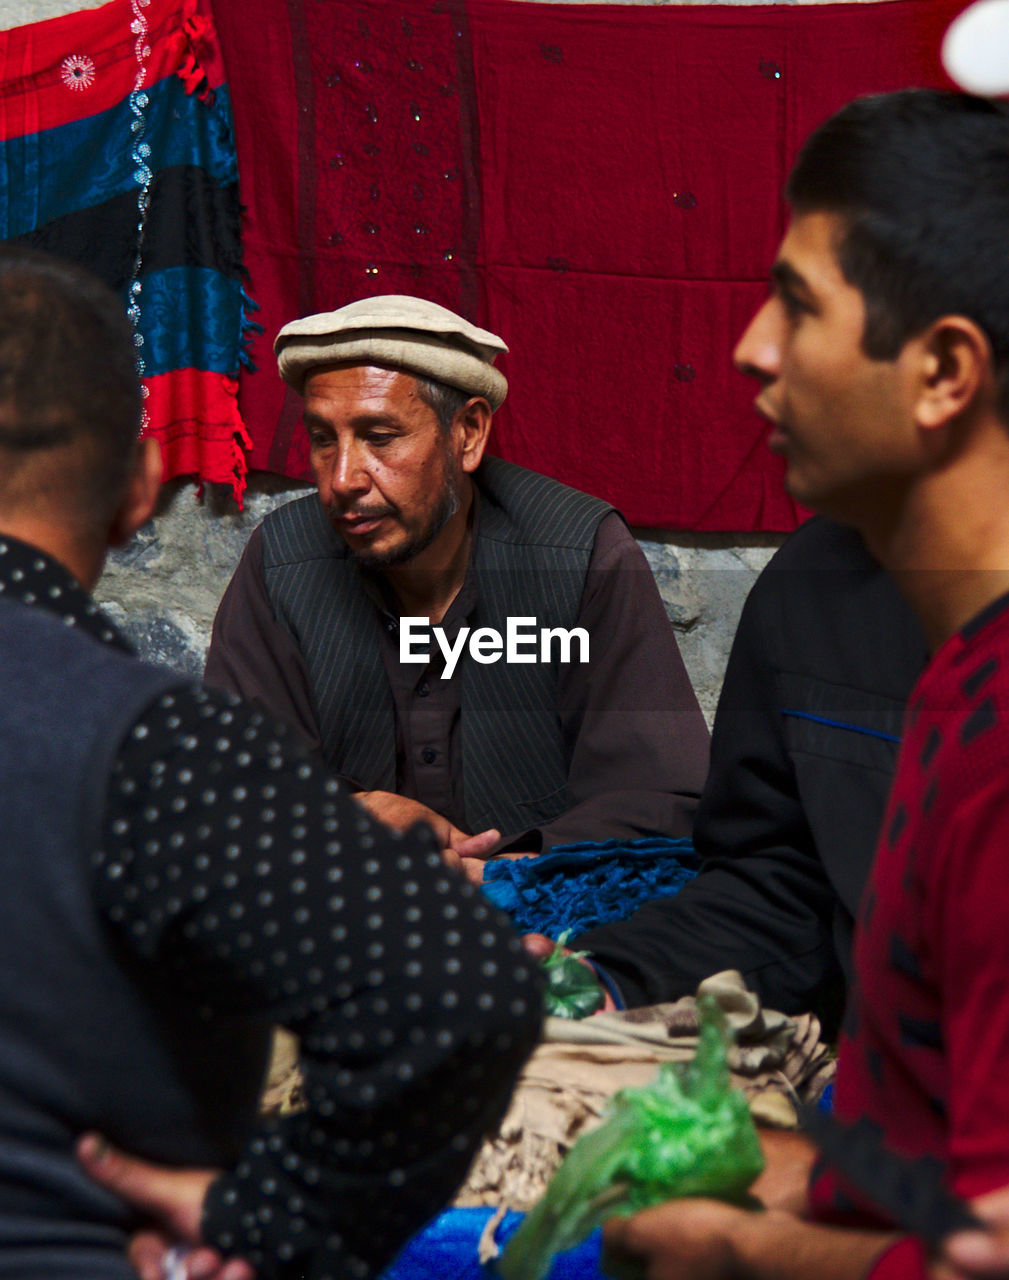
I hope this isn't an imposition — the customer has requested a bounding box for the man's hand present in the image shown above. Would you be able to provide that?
[445,830,504,877]
[352,790,499,865]
[353,789,461,842]
[941,1186,1009,1277]
[522,932,560,962]
[122,1231,250,1280]
[750,1128,818,1214]
[454,830,502,861]
[603,1198,895,1280]
[521,932,617,1012]
[602,1197,755,1280]
[76,1134,254,1280]
[459,849,535,886]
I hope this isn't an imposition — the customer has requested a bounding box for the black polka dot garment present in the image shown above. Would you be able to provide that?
[0,537,543,1280]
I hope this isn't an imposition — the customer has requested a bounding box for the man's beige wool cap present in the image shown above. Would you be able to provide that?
[275,295,509,410]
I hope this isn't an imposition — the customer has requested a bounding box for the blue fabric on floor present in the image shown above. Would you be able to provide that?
[380,1208,604,1280]
[481,837,699,936]
[382,843,698,1277]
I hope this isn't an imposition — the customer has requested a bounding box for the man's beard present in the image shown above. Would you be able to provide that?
[336,468,461,570]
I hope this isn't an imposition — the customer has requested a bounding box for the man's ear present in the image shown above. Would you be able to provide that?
[915,316,992,431]
[108,434,162,547]
[454,397,493,473]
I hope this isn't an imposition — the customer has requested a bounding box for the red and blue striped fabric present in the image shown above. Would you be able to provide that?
[0,0,254,502]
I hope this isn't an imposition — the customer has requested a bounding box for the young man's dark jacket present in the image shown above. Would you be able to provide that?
[578,517,929,1029]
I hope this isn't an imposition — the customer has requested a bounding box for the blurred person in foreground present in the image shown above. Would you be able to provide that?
[0,245,540,1280]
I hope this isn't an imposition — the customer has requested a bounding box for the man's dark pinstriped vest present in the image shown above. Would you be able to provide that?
[261,456,613,837]
[0,600,271,1278]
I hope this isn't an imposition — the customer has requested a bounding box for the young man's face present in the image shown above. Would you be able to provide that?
[734,210,922,524]
[304,364,464,568]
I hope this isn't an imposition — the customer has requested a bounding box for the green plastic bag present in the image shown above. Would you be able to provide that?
[542,931,604,1020]
[498,998,765,1280]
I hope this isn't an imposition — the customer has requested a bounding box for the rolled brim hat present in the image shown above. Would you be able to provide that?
[275,294,509,410]
[942,0,1009,95]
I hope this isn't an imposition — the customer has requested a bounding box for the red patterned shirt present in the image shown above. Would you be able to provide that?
[810,592,1009,1278]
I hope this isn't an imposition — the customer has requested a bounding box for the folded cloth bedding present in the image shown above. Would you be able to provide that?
[456,971,835,1215]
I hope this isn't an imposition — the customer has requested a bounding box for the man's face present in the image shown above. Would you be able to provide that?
[733,211,921,523]
[304,364,463,568]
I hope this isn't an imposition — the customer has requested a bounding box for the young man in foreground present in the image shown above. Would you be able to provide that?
[604,89,1009,1280]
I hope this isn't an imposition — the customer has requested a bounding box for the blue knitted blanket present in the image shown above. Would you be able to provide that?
[382,1209,602,1280]
[481,837,698,936]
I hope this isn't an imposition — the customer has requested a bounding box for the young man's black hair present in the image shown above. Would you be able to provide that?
[787,90,1009,418]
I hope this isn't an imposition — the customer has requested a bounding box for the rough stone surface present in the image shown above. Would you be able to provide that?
[96,475,783,725]
[637,533,780,724]
[97,475,311,685]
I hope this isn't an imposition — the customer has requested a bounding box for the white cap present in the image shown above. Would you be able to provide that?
[275,295,508,409]
[942,0,1009,96]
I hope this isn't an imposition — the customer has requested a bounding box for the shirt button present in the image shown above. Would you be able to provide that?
[421,747,437,765]
[386,619,398,633]
[417,681,431,698]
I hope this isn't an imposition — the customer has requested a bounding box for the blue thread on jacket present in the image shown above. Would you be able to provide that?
[779,709,901,744]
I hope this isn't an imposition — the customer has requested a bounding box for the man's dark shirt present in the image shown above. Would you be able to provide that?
[0,536,542,1280]
[205,505,710,851]
[578,518,930,1030]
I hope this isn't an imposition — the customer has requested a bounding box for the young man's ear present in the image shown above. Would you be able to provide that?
[915,316,992,431]
[454,397,493,473]
[108,435,162,547]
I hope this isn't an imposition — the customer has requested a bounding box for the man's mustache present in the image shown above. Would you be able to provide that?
[327,503,398,521]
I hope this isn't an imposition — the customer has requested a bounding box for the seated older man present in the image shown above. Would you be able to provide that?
[205,296,709,863]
